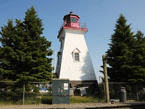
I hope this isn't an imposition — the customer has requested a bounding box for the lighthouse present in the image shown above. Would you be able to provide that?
[56,11,98,94]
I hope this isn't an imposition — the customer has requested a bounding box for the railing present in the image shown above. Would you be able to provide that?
[80,23,87,29]
[58,22,88,38]
[62,21,87,29]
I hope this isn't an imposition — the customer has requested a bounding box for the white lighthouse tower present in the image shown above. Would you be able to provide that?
[56,11,98,92]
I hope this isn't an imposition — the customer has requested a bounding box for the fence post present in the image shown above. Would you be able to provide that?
[23,83,25,105]
[137,92,139,101]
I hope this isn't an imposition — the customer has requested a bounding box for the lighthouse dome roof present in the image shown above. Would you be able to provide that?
[63,11,80,20]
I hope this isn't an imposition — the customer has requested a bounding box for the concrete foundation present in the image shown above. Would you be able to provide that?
[70,80,99,96]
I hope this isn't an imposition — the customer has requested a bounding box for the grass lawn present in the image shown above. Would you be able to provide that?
[70,96,104,103]
[0,96,104,104]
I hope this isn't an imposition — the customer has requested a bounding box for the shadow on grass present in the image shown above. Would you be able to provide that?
[41,96,52,104]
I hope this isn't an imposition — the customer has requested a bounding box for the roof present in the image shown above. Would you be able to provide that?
[63,11,80,20]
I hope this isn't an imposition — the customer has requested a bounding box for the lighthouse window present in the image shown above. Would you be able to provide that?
[71,17,78,23]
[75,53,79,61]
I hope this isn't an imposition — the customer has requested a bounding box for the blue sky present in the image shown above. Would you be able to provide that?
[0,0,145,82]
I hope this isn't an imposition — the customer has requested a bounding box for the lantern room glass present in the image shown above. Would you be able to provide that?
[71,17,78,23]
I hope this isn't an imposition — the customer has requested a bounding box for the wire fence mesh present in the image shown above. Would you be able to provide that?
[0,81,52,105]
[0,81,145,105]
[98,82,145,101]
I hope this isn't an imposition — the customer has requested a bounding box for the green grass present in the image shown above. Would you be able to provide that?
[70,96,104,103]
[0,96,104,105]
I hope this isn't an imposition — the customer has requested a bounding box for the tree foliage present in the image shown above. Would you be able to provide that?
[0,7,53,84]
[129,31,145,84]
[106,14,145,85]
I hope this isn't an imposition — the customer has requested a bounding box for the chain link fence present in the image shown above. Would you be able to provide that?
[0,81,52,105]
[0,81,145,104]
[98,82,145,101]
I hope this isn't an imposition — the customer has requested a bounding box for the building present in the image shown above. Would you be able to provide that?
[56,11,99,95]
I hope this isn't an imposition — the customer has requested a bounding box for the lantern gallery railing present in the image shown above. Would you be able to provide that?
[62,21,87,30]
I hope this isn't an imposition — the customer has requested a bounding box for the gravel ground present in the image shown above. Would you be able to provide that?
[0,102,145,109]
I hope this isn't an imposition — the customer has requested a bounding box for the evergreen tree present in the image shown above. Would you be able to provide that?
[129,31,145,85]
[0,7,53,85]
[106,14,134,82]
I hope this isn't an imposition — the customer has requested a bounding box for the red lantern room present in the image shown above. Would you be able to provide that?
[58,11,88,38]
[63,11,80,28]
[62,11,88,31]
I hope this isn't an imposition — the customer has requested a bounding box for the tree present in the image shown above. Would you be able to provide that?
[129,31,145,85]
[106,14,135,82]
[0,6,53,86]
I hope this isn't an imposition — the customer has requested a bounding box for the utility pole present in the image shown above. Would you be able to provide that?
[102,55,110,103]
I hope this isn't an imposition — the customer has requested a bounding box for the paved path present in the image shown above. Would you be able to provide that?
[0,102,145,109]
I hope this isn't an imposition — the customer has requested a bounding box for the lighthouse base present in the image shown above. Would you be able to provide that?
[70,80,99,96]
